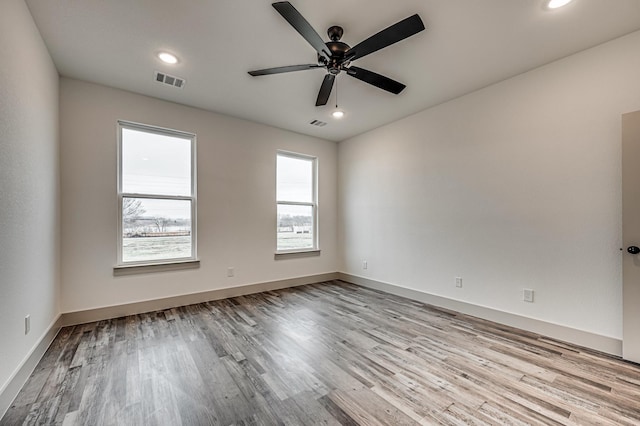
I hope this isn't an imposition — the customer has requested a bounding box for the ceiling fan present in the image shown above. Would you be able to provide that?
[248,1,425,107]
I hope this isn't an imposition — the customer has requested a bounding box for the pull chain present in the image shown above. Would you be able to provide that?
[332,75,344,118]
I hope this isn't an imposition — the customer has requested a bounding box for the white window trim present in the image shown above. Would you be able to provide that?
[276,150,318,254]
[116,120,197,268]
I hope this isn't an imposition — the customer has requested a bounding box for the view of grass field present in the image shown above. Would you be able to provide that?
[277,231,313,251]
[123,232,312,262]
[123,235,192,262]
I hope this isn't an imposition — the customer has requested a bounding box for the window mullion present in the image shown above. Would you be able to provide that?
[276,201,315,207]
[122,193,194,202]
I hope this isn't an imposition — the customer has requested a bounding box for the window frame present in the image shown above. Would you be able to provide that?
[276,150,318,254]
[116,120,197,267]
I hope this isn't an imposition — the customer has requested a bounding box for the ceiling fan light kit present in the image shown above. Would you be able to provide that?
[546,0,574,9]
[248,1,425,109]
[157,52,178,64]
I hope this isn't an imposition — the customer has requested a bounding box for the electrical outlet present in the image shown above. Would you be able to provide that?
[25,315,30,335]
[455,277,462,288]
[362,260,368,270]
[523,289,534,303]
[227,267,235,277]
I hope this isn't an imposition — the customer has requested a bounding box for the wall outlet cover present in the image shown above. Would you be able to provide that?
[523,289,534,303]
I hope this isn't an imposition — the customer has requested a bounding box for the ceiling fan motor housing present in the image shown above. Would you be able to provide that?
[326,40,350,74]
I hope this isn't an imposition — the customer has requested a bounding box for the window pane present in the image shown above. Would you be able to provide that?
[277,204,313,251]
[122,197,192,262]
[122,128,191,196]
[277,154,313,202]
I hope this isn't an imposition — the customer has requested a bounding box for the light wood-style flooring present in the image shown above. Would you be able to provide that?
[2,280,640,425]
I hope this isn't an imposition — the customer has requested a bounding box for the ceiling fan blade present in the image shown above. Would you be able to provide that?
[272,2,331,61]
[248,64,322,76]
[346,66,406,94]
[315,74,335,106]
[345,14,425,62]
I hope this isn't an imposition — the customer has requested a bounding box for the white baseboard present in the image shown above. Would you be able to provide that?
[338,272,622,357]
[0,314,63,420]
[61,272,339,326]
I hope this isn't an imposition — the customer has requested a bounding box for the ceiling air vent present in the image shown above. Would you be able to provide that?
[310,119,327,127]
[154,71,185,88]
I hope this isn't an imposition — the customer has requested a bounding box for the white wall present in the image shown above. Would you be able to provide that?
[0,0,60,395]
[339,31,640,341]
[59,78,338,312]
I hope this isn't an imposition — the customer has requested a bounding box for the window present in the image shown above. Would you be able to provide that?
[276,151,317,252]
[117,121,196,266]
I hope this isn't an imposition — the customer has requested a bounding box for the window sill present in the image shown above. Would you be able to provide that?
[113,259,200,276]
[274,250,321,260]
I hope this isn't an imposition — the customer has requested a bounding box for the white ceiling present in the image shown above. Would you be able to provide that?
[26,0,640,142]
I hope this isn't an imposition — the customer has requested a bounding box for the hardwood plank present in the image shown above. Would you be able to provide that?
[3,280,640,425]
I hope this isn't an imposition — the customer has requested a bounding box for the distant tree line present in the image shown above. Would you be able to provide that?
[278,215,312,227]
[123,198,189,234]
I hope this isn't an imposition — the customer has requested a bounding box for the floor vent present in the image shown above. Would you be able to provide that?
[310,119,327,127]
[154,71,185,88]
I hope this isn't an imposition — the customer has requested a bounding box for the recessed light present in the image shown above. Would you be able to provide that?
[546,0,574,9]
[332,110,345,119]
[157,52,178,64]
